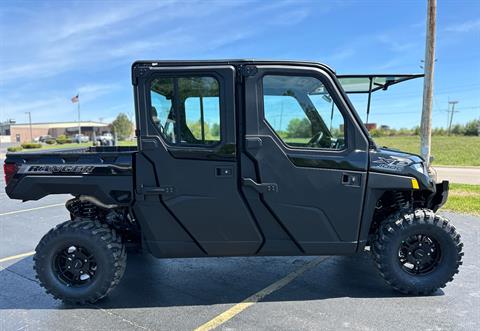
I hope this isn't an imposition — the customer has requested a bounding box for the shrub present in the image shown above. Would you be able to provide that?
[451,124,465,135]
[56,135,72,144]
[45,139,56,145]
[7,146,23,152]
[464,119,479,136]
[21,142,42,149]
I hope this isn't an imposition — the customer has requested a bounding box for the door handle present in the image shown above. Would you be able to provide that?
[242,178,278,193]
[137,185,175,195]
[341,173,361,187]
[245,137,263,149]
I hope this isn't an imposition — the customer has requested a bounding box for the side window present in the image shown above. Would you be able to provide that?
[150,76,221,146]
[263,75,346,150]
[150,78,176,143]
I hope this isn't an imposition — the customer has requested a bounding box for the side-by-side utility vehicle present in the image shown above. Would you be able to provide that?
[4,60,463,304]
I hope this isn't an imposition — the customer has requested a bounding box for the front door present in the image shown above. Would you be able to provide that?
[133,64,262,257]
[241,65,370,254]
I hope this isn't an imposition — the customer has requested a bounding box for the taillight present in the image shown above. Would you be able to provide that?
[3,163,17,186]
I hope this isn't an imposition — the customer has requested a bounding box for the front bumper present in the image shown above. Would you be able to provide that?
[429,180,449,212]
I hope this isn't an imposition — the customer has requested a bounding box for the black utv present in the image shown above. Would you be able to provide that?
[4,60,462,304]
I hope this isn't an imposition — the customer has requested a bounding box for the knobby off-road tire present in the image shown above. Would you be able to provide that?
[373,209,463,295]
[34,219,127,304]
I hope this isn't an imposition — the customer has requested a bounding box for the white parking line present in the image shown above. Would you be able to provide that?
[0,203,64,217]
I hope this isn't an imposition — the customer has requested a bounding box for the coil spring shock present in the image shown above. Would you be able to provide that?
[393,191,409,210]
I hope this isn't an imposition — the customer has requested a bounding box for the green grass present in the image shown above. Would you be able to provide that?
[36,142,92,150]
[116,140,137,146]
[279,135,480,166]
[443,183,480,216]
[374,136,480,166]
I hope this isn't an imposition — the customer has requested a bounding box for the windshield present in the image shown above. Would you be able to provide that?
[336,74,424,146]
[338,75,424,94]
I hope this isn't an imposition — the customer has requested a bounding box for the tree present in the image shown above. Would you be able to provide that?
[112,113,133,140]
[464,119,480,136]
[451,124,464,135]
[211,123,220,138]
[286,118,311,138]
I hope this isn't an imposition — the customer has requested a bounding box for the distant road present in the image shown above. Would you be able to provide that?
[435,166,480,185]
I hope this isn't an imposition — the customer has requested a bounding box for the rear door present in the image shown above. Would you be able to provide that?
[133,64,262,257]
[241,65,370,254]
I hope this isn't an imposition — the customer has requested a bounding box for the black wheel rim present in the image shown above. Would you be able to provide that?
[398,234,441,275]
[53,245,97,287]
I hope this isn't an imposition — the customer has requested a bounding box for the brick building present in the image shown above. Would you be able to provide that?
[0,121,111,143]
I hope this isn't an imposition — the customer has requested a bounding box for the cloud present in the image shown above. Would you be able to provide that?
[325,48,356,63]
[268,9,310,26]
[0,0,346,123]
[77,83,120,101]
[376,34,416,52]
[445,19,480,33]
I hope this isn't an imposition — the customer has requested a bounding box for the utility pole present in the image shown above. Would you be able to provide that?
[25,112,33,142]
[420,0,436,165]
[77,93,81,141]
[447,100,459,135]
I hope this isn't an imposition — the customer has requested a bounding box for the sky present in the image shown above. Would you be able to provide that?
[0,0,479,129]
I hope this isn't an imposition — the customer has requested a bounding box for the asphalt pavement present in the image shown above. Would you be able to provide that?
[0,165,479,330]
[435,166,480,185]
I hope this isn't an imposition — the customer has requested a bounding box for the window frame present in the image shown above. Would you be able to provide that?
[147,73,224,148]
[260,72,348,152]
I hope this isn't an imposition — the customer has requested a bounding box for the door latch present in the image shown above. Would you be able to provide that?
[215,167,233,177]
[136,185,175,196]
[242,178,278,193]
[341,173,361,187]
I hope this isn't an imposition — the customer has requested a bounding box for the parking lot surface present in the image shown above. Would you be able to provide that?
[1,166,479,331]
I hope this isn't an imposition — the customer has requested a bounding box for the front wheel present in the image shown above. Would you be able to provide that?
[34,219,127,304]
[372,209,463,295]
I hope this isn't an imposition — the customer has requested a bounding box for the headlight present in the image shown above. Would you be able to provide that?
[411,163,426,175]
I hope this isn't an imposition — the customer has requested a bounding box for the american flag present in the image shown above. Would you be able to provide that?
[71,94,79,103]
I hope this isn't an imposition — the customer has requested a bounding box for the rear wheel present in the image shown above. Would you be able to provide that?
[34,219,126,304]
[373,209,463,295]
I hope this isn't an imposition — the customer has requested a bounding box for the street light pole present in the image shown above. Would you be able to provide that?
[420,0,437,166]
[25,112,33,142]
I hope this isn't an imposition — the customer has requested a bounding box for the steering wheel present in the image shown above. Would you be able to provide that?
[307,131,324,147]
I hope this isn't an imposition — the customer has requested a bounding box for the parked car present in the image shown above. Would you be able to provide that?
[73,134,90,143]
[34,135,53,143]
[95,132,114,146]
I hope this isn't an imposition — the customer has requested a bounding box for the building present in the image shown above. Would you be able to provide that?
[365,123,377,131]
[0,121,111,143]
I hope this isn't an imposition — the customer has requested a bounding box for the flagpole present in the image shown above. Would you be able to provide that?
[77,93,81,141]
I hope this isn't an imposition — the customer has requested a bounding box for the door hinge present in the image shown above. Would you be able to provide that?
[238,65,258,77]
[132,66,148,85]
